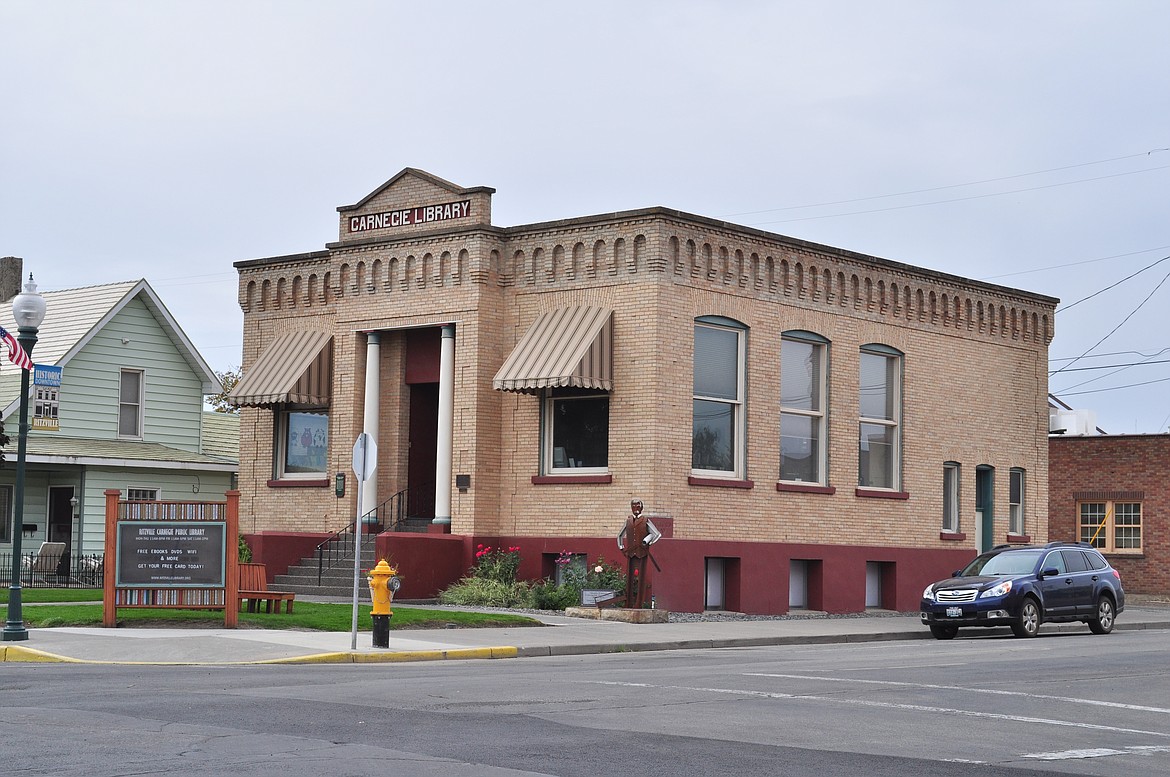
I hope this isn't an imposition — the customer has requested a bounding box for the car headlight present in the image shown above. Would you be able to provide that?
[922,584,935,601]
[980,580,1012,598]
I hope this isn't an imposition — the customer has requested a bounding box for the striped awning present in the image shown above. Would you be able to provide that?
[492,306,614,393]
[227,330,333,407]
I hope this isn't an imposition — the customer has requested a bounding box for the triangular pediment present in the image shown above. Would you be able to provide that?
[335,168,495,242]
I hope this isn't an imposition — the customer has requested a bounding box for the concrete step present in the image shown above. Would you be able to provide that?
[276,569,359,586]
[275,582,365,598]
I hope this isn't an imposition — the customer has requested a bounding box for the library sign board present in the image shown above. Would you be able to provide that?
[115,522,226,587]
[102,489,240,628]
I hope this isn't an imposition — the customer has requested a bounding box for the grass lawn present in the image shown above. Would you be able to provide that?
[0,588,103,604]
[3,590,541,631]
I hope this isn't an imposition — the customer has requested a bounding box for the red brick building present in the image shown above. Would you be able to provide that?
[1049,434,1170,596]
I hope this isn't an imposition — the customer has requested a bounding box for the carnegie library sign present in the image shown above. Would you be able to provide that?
[349,199,471,233]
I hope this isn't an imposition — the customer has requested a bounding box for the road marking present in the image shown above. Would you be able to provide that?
[589,680,1170,739]
[745,673,1170,715]
[1023,745,1170,760]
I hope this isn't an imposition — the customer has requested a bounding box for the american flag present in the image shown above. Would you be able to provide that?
[0,326,33,371]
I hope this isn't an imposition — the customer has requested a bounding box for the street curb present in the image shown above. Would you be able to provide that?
[3,617,1165,666]
[0,644,521,666]
[259,646,519,664]
[1,645,82,663]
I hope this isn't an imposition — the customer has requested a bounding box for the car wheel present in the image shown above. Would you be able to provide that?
[930,624,959,640]
[1011,597,1041,638]
[1088,596,1115,635]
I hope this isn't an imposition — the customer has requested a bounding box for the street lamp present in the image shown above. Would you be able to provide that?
[3,274,46,642]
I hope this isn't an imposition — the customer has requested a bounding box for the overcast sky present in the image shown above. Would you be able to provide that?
[3,1,1168,433]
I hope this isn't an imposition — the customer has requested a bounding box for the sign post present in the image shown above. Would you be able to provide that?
[350,433,377,650]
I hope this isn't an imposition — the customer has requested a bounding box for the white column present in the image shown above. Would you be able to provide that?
[361,332,380,521]
[433,324,455,525]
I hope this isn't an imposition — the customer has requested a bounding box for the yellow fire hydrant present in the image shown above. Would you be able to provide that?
[366,559,400,648]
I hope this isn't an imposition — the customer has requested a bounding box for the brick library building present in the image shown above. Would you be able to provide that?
[228,168,1057,614]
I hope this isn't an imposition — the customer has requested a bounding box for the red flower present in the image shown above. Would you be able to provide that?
[633,568,639,576]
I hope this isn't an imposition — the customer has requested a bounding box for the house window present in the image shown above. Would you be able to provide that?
[858,345,902,489]
[544,389,609,473]
[943,462,961,533]
[0,485,12,542]
[278,409,329,478]
[1009,468,1026,535]
[780,331,828,484]
[692,318,746,477]
[126,487,160,501]
[1080,500,1142,552]
[118,369,144,438]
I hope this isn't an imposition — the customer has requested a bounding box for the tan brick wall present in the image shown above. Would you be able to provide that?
[234,172,1054,552]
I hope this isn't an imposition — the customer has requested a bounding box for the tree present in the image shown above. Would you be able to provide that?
[207,367,242,414]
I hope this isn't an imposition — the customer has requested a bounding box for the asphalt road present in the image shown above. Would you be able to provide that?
[4,627,1168,776]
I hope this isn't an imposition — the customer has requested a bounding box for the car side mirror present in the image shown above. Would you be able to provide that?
[1040,567,1060,578]
[951,570,962,577]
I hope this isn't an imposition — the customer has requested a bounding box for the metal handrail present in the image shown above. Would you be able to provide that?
[315,490,407,585]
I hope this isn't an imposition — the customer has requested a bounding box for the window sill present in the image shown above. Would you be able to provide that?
[267,478,330,488]
[1005,533,1032,544]
[532,474,613,485]
[855,487,910,500]
[689,476,754,489]
[939,531,967,541]
[777,482,835,495]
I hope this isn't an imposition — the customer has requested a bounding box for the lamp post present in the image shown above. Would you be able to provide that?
[3,274,46,642]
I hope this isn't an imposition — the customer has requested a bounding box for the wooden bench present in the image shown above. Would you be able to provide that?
[237,562,296,614]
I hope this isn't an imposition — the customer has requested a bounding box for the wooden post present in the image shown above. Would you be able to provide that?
[224,490,239,628]
[102,489,121,627]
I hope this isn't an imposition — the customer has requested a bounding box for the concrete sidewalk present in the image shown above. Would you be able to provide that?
[3,604,1168,665]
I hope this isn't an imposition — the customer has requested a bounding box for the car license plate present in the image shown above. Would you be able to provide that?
[946,607,963,618]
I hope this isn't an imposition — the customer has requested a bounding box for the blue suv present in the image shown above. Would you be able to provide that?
[920,542,1125,639]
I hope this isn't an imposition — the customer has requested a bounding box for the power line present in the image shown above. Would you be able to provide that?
[1051,347,1170,363]
[1056,374,1170,397]
[1057,254,1170,313]
[722,149,1169,218]
[981,245,1170,281]
[1049,358,1170,373]
[743,165,1170,227]
[1052,265,1170,379]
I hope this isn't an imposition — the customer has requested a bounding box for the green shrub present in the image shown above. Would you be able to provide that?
[437,547,628,611]
[470,544,522,584]
[438,577,532,608]
[238,535,253,562]
[558,552,625,594]
[529,580,581,610]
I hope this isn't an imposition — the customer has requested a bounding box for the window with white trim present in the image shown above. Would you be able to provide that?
[126,487,160,501]
[277,408,330,478]
[544,388,609,474]
[943,462,960,533]
[692,318,746,477]
[1079,500,1142,552]
[1009,468,1026,535]
[780,331,828,484]
[858,345,902,490]
[118,369,144,438]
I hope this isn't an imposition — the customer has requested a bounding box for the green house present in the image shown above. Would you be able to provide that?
[0,258,238,576]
